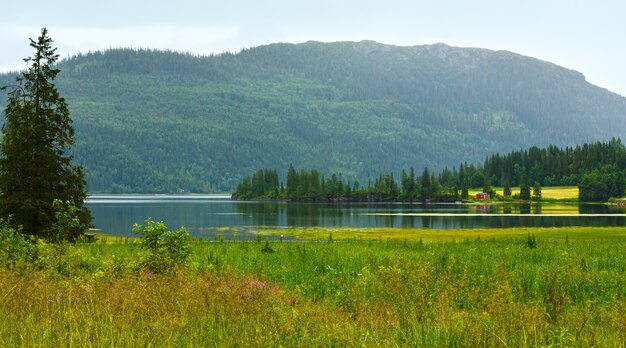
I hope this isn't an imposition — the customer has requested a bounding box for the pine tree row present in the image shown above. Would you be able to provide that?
[233,139,626,202]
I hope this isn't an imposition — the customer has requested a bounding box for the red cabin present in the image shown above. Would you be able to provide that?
[476,192,490,200]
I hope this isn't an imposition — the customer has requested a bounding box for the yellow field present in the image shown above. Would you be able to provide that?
[539,186,579,199]
[469,186,578,199]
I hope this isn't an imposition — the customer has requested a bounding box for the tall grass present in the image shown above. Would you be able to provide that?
[1,230,624,346]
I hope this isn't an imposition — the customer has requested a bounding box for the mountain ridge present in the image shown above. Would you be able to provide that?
[1,40,625,193]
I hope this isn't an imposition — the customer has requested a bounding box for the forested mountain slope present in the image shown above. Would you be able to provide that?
[1,41,625,193]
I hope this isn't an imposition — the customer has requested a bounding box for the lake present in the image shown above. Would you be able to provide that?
[86,195,626,238]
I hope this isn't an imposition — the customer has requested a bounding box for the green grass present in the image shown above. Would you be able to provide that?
[1,227,625,346]
[258,226,626,242]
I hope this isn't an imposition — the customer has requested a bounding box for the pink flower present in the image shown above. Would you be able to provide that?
[248,279,268,290]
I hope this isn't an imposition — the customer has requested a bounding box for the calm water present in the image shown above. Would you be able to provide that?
[85,195,626,238]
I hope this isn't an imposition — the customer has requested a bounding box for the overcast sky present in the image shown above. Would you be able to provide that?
[2,0,625,96]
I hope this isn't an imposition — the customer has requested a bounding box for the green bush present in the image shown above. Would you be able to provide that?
[525,233,538,249]
[47,199,81,243]
[0,218,46,271]
[133,218,191,274]
[579,167,625,202]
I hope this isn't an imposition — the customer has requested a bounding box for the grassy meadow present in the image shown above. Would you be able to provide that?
[468,186,579,200]
[257,226,626,242]
[1,226,625,347]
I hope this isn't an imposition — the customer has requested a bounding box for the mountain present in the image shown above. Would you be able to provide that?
[1,41,625,193]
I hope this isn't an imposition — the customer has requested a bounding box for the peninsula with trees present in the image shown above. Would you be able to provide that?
[233,139,626,202]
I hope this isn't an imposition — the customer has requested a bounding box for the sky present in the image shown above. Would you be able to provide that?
[1,0,625,96]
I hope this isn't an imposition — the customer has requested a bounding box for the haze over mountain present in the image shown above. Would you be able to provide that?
[2,40,626,193]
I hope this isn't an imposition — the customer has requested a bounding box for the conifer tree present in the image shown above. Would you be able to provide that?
[420,168,431,201]
[400,168,410,201]
[519,179,531,200]
[532,181,542,199]
[461,179,469,200]
[503,176,512,197]
[408,166,416,201]
[0,28,91,241]
[286,164,297,197]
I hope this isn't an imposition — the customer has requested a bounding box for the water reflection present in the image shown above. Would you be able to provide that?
[85,196,626,237]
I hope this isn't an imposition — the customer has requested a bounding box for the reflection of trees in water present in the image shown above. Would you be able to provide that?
[579,204,609,214]
[503,205,512,215]
[401,215,415,228]
[607,205,626,214]
[421,216,431,228]
[381,213,395,228]
[520,203,531,215]
[232,201,626,229]
[235,202,280,227]
[286,203,325,227]
[532,204,542,215]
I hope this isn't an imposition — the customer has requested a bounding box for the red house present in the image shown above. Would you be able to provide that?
[476,192,490,200]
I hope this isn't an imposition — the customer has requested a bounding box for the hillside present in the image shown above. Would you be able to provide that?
[1,41,626,193]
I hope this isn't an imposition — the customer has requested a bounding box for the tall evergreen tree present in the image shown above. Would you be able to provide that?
[400,168,410,201]
[408,166,416,201]
[286,164,297,197]
[532,181,542,200]
[503,176,512,197]
[0,28,91,241]
[420,168,431,201]
[519,177,531,200]
[461,179,469,200]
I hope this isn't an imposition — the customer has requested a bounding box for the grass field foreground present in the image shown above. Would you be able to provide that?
[0,227,625,346]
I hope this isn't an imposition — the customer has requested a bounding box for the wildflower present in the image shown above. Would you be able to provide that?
[248,279,268,290]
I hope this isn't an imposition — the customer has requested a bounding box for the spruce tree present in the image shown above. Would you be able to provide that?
[503,177,512,197]
[420,168,431,201]
[461,179,469,200]
[0,28,91,241]
[519,181,531,200]
[286,164,297,197]
[408,166,416,201]
[400,168,410,201]
[532,181,542,200]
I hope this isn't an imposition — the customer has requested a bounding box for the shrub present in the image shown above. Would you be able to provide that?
[0,217,46,271]
[261,239,275,253]
[525,233,537,249]
[133,218,191,274]
[579,168,625,202]
[47,199,81,243]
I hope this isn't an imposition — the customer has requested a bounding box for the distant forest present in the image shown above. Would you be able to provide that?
[2,42,626,193]
[233,139,626,202]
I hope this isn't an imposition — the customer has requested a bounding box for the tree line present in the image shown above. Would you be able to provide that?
[5,41,626,194]
[233,139,626,202]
